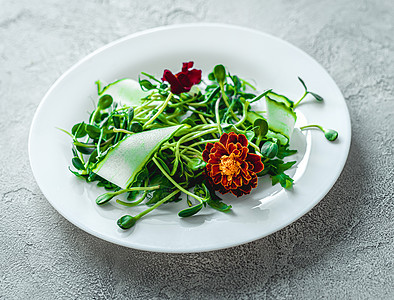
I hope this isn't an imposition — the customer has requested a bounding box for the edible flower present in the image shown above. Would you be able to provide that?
[162,61,202,95]
[202,132,264,197]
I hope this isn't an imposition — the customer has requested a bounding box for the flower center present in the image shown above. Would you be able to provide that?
[219,153,240,176]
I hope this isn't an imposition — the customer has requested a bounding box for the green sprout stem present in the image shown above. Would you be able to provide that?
[143,92,173,129]
[300,124,338,141]
[215,96,223,135]
[294,91,308,108]
[117,189,181,229]
[300,124,323,131]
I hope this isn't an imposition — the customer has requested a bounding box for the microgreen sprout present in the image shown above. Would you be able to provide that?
[294,77,324,108]
[300,125,338,141]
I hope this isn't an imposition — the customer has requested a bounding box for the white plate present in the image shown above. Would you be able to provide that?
[29,24,351,253]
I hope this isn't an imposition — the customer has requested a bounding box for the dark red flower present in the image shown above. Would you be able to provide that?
[162,61,202,95]
[202,132,264,197]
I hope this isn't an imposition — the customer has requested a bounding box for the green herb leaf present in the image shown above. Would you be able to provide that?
[85,124,101,139]
[96,192,116,205]
[309,92,324,102]
[139,79,156,91]
[117,215,137,229]
[206,198,232,212]
[324,129,338,141]
[276,144,297,159]
[98,94,113,109]
[213,64,226,85]
[261,141,278,158]
[271,173,294,189]
[72,157,85,170]
[128,107,134,123]
[178,203,203,217]
[298,76,308,92]
[129,122,143,133]
[254,118,268,140]
[71,122,87,138]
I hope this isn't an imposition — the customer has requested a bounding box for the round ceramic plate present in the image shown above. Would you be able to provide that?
[29,24,351,253]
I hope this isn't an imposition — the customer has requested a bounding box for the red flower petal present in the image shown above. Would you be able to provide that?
[237,134,248,147]
[182,61,194,72]
[247,153,264,173]
[187,69,202,85]
[162,62,201,95]
[227,132,238,146]
[162,69,184,95]
[219,132,229,145]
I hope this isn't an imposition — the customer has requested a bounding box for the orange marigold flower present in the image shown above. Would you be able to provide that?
[202,132,264,197]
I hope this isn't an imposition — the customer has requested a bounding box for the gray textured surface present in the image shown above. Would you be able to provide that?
[1,0,393,299]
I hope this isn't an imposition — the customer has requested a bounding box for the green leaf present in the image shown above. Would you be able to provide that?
[309,92,324,102]
[213,64,226,85]
[178,203,203,217]
[71,122,87,138]
[271,173,294,189]
[113,115,121,128]
[261,141,278,158]
[276,144,297,159]
[85,124,101,139]
[129,122,143,133]
[96,192,116,205]
[230,75,242,92]
[298,76,307,92]
[76,144,95,155]
[68,167,86,179]
[208,72,215,81]
[128,107,134,123]
[254,118,268,139]
[277,161,296,173]
[117,215,137,229]
[88,149,98,164]
[154,156,171,175]
[186,157,206,173]
[139,79,156,91]
[72,157,85,170]
[98,94,113,109]
[324,129,338,141]
[206,198,232,212]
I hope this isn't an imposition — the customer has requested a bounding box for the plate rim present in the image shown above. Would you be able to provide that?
[28,23,351,253]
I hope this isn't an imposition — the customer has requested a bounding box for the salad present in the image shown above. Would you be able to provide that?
[61,62,338,229]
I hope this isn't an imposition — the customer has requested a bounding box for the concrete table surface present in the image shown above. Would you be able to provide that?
[1,0,393,299]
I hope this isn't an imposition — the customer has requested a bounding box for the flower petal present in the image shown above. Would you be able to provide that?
[237,134,248,147]
[162,69,184,95]
[187,69,202,85]
[219,132,229,145]
[182,61,194,72]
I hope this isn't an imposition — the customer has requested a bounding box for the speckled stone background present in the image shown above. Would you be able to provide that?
[1,0,393,299]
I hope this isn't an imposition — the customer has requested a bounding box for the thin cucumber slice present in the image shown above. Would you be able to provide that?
[266,91,294,108]
[100,78,150,107]
[265,95,297,144]
[93,125,183,189]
